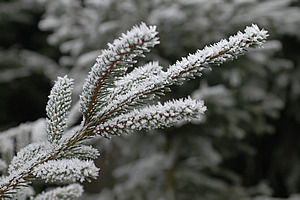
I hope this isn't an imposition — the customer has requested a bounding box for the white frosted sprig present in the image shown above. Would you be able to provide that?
[30,183,83,200]
[80,22,159,121]
[8,186,35,200]
[95,62,166,120]
[8,142,51,174]
[59,144,100,160]
[91,24,268,124]
[165,24,269,85]
[46,75,74,144]
[92,97,206,137]
[113,61,164,94]
[0,23,269,198]
[32,158,99,183]
[0,175,16,197]
[0,173,30,199]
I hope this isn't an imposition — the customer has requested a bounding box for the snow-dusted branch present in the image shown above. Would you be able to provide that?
[46,75,74,144]
[88,24,268,128]
[80,22,159,125]
[32,159,99,183]
[92,97,206,137]
[166,24,268,85]
[0,23,268,199]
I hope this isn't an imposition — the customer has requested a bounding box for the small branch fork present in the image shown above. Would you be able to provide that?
[83,42,146,126]
[0,41,147,199]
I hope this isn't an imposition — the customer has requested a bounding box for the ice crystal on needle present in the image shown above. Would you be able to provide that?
[0,23,268,199]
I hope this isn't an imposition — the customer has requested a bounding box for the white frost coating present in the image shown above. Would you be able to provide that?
[0,23,269,198]
[113,61,163,89]
[9,186,35,200]
[31,183,83,200]
[79,22,159,117]
[96,62,166,119]
[8,142,52,174]
[32,158,99,183]
[94,24,268,121]
[59,144,100,160]
[0,173,29,194]
[46,75,74,144]
[165,24,269,86]
[93,97,206,136]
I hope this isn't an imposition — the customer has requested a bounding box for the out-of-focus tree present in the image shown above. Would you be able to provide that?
[0,0,65,130]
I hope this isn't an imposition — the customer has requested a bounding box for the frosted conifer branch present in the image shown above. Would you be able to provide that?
[58,144,100,160]
[92,97,206,137]
[0,174,29,198]
[95,62,166,120]
[46,75,74,144]
[80,22,159,124]
[0,23,268,199]
[8,142,51,174]
[8,186,34,200]
[109,61,164,101]
[30,183,83,200]
[165,24,269,85]
[32,159,99,183]
[90,24,268,125]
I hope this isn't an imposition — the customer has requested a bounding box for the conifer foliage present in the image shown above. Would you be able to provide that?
[0,23,268,199]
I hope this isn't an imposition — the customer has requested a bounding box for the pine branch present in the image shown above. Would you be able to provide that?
[87,24,268,130]
[92,97,206,137]
[80,22,159,125]
[0,23,268,199]
[93,61,166,121]
[32,159,99,183]
[46,75,74,144]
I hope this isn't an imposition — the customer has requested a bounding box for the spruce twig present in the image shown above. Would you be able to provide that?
[0,23,268,199]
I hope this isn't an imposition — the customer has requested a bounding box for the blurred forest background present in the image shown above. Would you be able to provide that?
[1,0,300,199]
